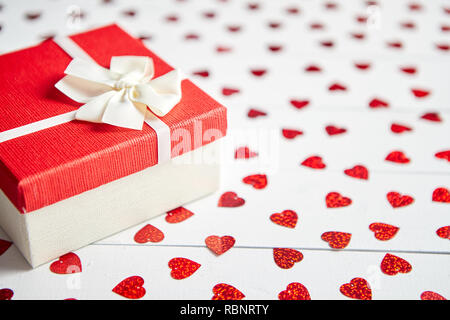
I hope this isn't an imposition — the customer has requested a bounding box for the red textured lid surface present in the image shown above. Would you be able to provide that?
[0,24,227,213]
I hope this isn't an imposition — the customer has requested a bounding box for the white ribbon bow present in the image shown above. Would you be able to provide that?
[55,56,182,130]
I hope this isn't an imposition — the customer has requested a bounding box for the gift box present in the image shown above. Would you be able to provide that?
[0,24,227,267]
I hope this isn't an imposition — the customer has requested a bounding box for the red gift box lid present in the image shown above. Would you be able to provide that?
[0,24,227,213]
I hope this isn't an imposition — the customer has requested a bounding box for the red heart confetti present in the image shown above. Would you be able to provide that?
[325,125,347,136]
[216,45,232,53]
[268,44,283,52]
[310,22,324,30]
[248,3,259,11]
[380,253,412,276]
[305,64,322,72]
[0,239,12,256]
[247,108,267,118]
[203,11,215,19]
[122,9,136,17]
[351,32,365,40]
[387,191,414,208]
[286,7,300,15]
[165,14,179,22]
[168,258,201,280]
[0,288,13,300]
[49,252,82,274]
[250,69,267,77]
[278,283,311,300]
[369,97,389,108]
[441,24,450,32]
[166,207,194,223]
[340,278,372,300]
[222,87,240,96]
[205,235,235,255]
[212,283,245,300]
[273,248,303,269]
[369,223,399,241]
[270,210,298,228]
[421,112,442,122]
[421,291,447,300]
[321,231,352,249]
[112,276,146,299]
[235,146,258,159]
[328,83,347,91]
[218,192,245,207]
[354,62,371,70]
[385,151,410,164]
[134,224,164,243]
[282,129,303,139]
[400,66,417,74]
[435,150,450,162]
[409,3,422,11]
[192,70,209,77]
[344,165,369,180]
[391,123,412,133]
[320,40,334,48]
[432,187,450,203]
[227,25,241,33]
[387,41,403,49]
[25,12,41,20]
[290,99,310,109]
[301,156,326,169]
[401,21,416,29]
[436,43,450,51]
[268,22,281,29]
[243,174,267,189]
[436,226,450,240]
[411,88,430,98]
[325,2,338,10]
[356,15,368,24]
[326,192,352,208]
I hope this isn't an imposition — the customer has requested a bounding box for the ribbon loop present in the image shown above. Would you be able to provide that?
[55,55,182,130]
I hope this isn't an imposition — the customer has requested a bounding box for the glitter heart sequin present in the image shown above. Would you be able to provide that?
[436,226,450,239]
[212,283,245,300]
[301,156,326,169]
[235,146,258,159]
[112,276,146,299]
[278,282,311,300]
[290,99,310,109]
[242,174,267,189]
[218,192,245,207]
[273,248,303,269]
[432,187,450,203]
[282,129,303,139]
[321,231,352,249]
[326,192,352,208]
[247,108,267,118]
[134,224,164,243]
[166,207,194,223]
[380,253,412,276]
[270,210,298,228]
[411,88,430,98]
[222,87,240,96]
[369,223,399,241]
[340,278,372,300]
[49,252,82,274]
[386,191,414,208]
[0,288,13,300]
[205,235,235,255]
[325,125,347,136]
[435,150,450,162]
[169,258,201,280]
[421,112,442,122]
[344,165,369,180]
[385,151,410,164]
[421,291,447,300]
[391,123,412,134]
[0,239,12,256]
[369,97,389,108]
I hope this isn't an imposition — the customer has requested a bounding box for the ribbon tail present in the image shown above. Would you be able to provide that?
[75,90,117,123]
[55,75,113,103]
[133,69,182,117]
[101,89,147,130]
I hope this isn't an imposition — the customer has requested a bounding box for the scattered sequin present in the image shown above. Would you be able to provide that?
[169,258,201,280]
[112,276,146,299]
[340,278,372,300]
[273,248,303,269]
[278,282,311,300]
[212,283,245,300]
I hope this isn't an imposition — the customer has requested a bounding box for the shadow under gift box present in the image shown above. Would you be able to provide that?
[0,24,227,268]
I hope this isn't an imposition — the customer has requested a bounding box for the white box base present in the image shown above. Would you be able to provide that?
[0,141,221,268]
